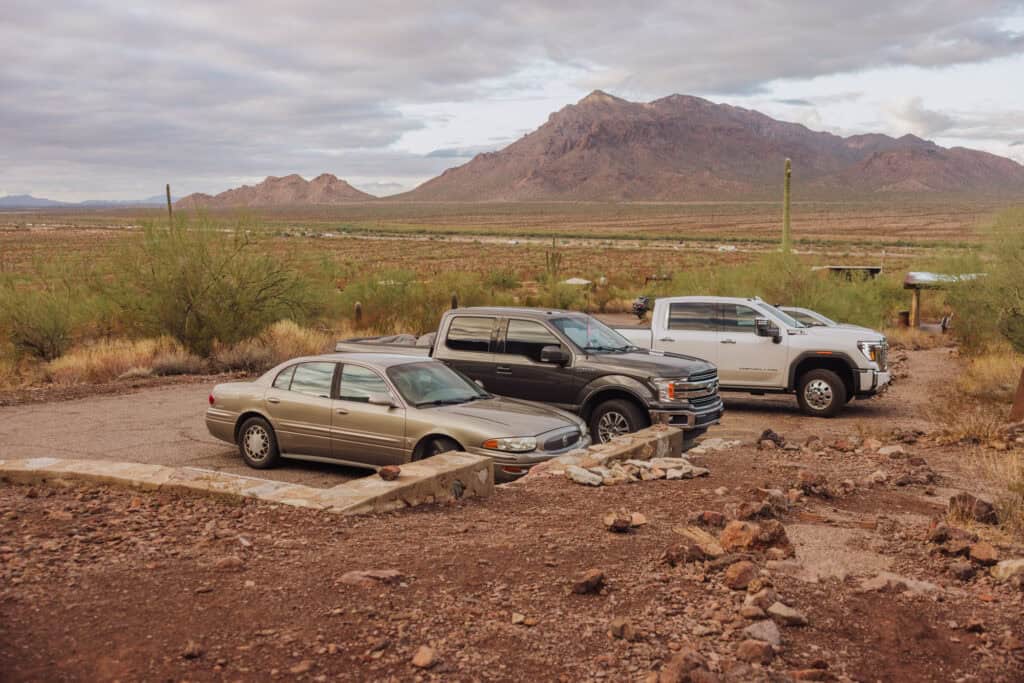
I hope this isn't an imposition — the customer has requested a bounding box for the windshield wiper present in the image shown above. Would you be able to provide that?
[415,397,477,407]
[582,344,631,353]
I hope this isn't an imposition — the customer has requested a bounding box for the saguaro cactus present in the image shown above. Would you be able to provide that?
[782,158,792,252]
[545,237,562,283]
[450,292,459,310]
[354,301,363,326]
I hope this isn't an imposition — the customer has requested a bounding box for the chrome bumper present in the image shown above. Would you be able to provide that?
[857,369,892,395]
[649,398,725,430]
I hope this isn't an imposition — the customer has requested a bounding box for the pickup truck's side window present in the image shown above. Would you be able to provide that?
[721,304,760,333]
[668,303,718,331]
[445,316,495,353]
[503,320,562,362]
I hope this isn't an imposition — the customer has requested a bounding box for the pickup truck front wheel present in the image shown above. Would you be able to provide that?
[797,369,846,418]
[590,399,649,443]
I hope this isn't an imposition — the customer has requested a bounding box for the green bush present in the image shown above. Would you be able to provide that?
[109,216,330,355]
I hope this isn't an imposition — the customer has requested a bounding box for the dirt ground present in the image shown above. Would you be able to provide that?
[1,348,1022,682]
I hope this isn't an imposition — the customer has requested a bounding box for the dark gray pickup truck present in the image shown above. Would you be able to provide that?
[336,307,723,445]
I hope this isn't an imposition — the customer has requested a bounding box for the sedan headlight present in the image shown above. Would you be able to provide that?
[481,436,537,453]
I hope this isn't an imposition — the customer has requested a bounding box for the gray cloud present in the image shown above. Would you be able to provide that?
[2,1,1023,198]
[1011,141,1024,147]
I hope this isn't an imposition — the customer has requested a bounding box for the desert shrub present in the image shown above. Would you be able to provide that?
[212,339,276,373]
[213,321,334,373]
[484,268,520,291]
[108,216,330,355]
[955,348,1024,404]
[45,337,181,384]
[884,327,953,351]
[151,349,207,376]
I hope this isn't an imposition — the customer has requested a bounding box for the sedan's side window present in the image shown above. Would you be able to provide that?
[721,305,760,333]
[338,365,390,403]
[502,320,562,362]
[289,362,336,398]
[445,316,495,353]
[668,303,718,331]
[272,365,296,390]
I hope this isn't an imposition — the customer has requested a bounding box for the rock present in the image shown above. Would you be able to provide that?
[566,466,603,486]
[949,492,998,525]
[969,541,999,566]
[572,568,606,594]
[736,639,775,664]
[609,617,637,641]
[859,572,940,595]
[791,670,837,681]
[964,618,985,634]
[949,560,976,581]
[723,561,758,590]
[758,439,777,451]
[658,646,707,683]
[339,569,404,586]
[862,437,883,451]
[674,526,725,559]
[736,500,776,520]
[411,645,437,669]
[289,660,314,675]
[665,465,710,479]
[744,587,777,610]
[926,520,951,544]
[740,605,766,619]
[719,521,758,551]
[797,470,831,498]
[865,470,889,486]
[991,558,1024,582]
[631,512,649,527]
[758,429,786,447]
[743,619,781,647]
[511,612,526,625]
[767,602,807,626]
[830,439,855,453]
[688,510,727,528]
[878,445,905,457]
[603,510,633,533]
[720,519,794,557]
[213,555,245,571]
[378,465,401,481]
[182,640,204,659]
[714,486,729,496]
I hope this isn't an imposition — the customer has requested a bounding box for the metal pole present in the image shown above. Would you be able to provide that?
[782,159,792,253]
[166,184,173,223]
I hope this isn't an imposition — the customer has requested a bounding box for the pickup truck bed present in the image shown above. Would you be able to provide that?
[335,333,433,356]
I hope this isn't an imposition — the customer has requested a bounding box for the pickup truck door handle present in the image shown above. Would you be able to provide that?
[720,339,737,344]
[658,337,673,342]
[495,366,512,375]
[266,397,281,404]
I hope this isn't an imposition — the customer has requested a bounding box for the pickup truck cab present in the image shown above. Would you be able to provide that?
[337,307,724,444]
[616,296,890,417]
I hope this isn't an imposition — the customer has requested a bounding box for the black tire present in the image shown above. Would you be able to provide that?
[682,428,707,452]
[589,399,649,444]
[417,436,461,461]
[237,416,281,469]
[796,369,847,418]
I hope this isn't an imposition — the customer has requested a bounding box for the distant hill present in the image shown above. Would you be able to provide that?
[0,194,172,209]
[399,90,1024,201]
[176,174,375,208]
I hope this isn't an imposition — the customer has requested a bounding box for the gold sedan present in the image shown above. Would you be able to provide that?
[206,353,589,482]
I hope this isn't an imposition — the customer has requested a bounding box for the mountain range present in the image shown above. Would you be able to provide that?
[0,194,174,209]
[175,173,373,208]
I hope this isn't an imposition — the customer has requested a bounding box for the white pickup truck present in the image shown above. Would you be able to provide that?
[615,296,890,417]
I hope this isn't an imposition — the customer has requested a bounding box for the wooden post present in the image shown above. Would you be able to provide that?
[1010,368,1024,423]
[166,184,173,223]
[909,289,921,328]
[782,158,792,253]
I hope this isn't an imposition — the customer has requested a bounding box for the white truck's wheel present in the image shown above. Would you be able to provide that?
[796,369,846,417]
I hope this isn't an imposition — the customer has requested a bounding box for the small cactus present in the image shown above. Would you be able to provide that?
[450,293,459,310]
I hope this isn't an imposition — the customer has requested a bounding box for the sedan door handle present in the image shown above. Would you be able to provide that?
[336,408,349,415]
[266,397,281,404]
[720,339,737,344]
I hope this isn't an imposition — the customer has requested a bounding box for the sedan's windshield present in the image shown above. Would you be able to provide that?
[551,316,635,352]
[387,361,489,407]
[763,305,807,329]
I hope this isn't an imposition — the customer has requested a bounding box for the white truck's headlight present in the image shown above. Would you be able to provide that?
[858,340,880,363]
[481,436,537,452]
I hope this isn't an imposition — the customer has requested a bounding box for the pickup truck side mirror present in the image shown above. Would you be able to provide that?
[755,318,783,344]
[539,345,570,365]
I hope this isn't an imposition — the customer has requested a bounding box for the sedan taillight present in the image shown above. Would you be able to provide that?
[208,393,215,406]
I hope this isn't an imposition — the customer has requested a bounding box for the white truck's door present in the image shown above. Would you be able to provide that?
[652,301,720,366]
[716,302,789,386]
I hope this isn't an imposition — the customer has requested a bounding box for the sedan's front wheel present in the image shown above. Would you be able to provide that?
[238,416,281,469]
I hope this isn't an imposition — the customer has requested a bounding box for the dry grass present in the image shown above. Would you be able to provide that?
[981,449,1024,538]
[151,348,207,376]
[45,337,184,385]
[884,327,954,351]
[955,348,1024,403]
[213,320,338,373]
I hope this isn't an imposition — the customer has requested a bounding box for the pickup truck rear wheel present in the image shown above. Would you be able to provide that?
[797,369,846,417]
[590,399,649,443]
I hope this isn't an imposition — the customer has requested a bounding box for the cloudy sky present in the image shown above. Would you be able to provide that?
[3,1,1024,200]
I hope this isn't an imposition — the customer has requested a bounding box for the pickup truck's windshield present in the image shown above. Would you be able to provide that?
[551,316,635,353]
[387,362,489,407]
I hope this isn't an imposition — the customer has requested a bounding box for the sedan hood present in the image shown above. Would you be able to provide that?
[581,349,715,379]
[436,396,581,437]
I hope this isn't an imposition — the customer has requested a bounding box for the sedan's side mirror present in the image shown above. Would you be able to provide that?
[755,318,783,344]
[474,379,486,390]
[367,392,398,408]
[540,345,570,365]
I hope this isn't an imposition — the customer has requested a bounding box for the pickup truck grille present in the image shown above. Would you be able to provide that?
[689,394,719,408]
[686,369,718,384]
[542,428,582,452]
[669,369,719,402]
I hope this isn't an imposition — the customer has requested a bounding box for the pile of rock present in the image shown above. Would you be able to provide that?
[565,457,709,487]
[687,437,742,456]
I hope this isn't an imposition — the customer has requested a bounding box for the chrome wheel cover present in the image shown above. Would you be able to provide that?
[243,425,271,461]
[804,379,834,411]
[597,411,631,443]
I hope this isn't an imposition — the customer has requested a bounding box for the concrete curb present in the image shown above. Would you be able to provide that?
[0,453,494,515]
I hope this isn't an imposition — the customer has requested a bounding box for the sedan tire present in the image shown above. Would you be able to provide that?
[238,416,281,469]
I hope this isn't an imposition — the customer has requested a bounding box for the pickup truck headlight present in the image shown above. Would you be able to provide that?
[857,340,882,364]
[652,378,680,402]
[481,436,537,453]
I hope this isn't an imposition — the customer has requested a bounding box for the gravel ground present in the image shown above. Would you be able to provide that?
[1,347,1022,681]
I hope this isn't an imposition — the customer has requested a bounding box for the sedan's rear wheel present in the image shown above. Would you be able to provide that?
[238,417,281,469]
